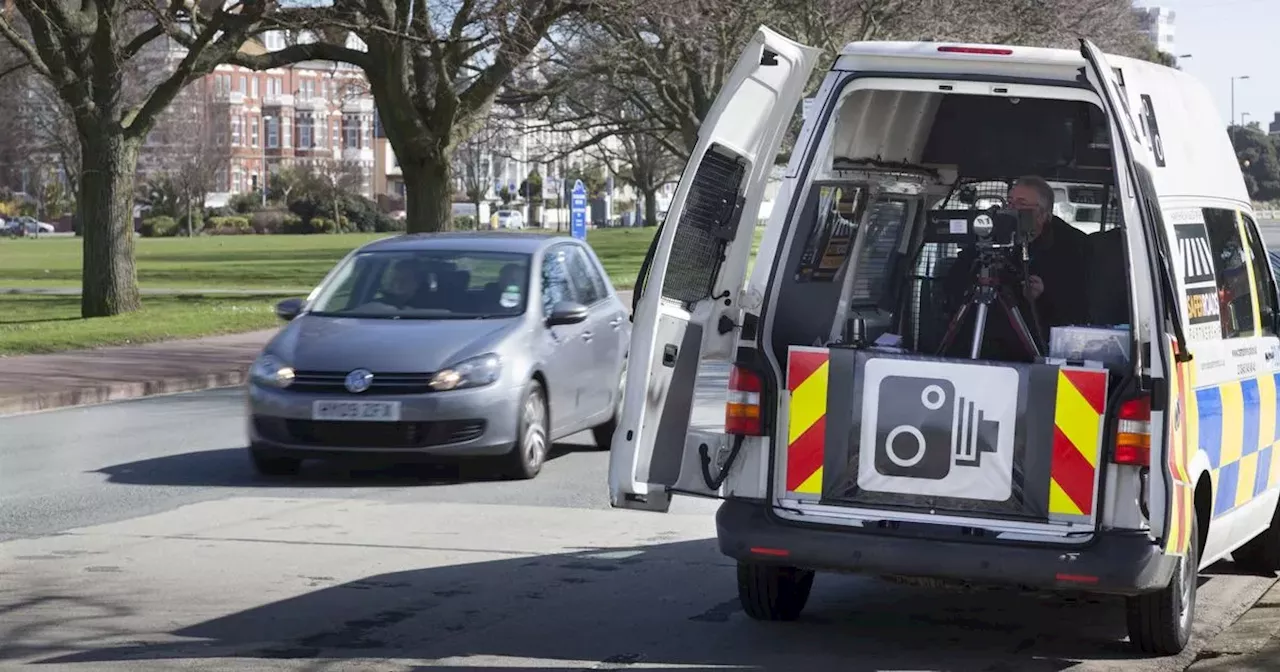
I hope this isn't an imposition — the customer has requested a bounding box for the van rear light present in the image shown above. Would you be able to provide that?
[1113,395,1152,466]
[937,46,1014,56]
[726,366,764,436]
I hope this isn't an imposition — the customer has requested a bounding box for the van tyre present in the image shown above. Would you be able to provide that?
[249,446,302,477]
[500,381,549,480]
[1232,503,1280,574]
[737,562,815,621]
[1126,514,1199,656]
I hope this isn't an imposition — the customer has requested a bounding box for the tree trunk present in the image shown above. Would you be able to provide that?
[401,151,453,233]
[78,132,142,317]
[643,189,659,227]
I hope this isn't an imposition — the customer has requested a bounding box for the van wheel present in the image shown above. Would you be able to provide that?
[1126,514,1199,656]
[737,562,814,621]
[1233,503,1280,574]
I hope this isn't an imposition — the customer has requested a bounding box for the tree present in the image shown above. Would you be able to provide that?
[1229,126,1280,203]
[0,3,288,317]
[614,131,679,226]
[310,158,366,230]
[535,0,1156,161]
[455,114,507,225]
[222,1,592,234]
[146,84,226,236]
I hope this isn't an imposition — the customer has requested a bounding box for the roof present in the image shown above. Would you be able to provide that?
[359,232,568,254]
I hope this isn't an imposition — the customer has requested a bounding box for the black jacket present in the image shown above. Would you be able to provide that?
[942,216,1090,359]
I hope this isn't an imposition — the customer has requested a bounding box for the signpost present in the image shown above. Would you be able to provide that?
[570,179,587,240]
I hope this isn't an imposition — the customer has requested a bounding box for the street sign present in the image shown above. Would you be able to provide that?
[570,179,587,240]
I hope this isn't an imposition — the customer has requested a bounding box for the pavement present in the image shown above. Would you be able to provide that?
[2,368,1276,671]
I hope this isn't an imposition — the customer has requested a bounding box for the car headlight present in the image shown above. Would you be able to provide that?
[430,354,502,391]
[250,354,295,388]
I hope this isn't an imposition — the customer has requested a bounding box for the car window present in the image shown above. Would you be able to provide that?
[565,246,604,305]
[541,245,577,314]
[1203,207,1254,339]
[309,249,531,319]
[1241,213,1277,336]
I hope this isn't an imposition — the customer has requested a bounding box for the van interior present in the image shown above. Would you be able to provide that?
[764,86,1137,523]
[771,88,1132,371]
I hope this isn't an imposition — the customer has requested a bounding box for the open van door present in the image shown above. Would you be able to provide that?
[1079,40,1182,551]
[608,27,819,512]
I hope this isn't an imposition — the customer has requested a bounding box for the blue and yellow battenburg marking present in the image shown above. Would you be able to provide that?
[1197,370,1280,519]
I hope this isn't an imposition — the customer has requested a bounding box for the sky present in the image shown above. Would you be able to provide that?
[1140,0,1280,130]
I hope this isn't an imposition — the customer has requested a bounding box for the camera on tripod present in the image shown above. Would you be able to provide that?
[922,206,1037,249]
[925,205,1045,361]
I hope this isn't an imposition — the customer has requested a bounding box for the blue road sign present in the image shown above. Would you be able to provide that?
[570,179,587,240]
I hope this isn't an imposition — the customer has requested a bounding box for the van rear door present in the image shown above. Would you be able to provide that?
[1078,39,1181,552]
[608,27,819,512]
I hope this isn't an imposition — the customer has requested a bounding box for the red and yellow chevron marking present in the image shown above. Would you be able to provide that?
[1165,345,1197,556]
[1049,368,1106,517]
[786,347,830,495]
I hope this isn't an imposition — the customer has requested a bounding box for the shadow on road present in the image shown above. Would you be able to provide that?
[24,538,1164,671]
[93,442,587,489]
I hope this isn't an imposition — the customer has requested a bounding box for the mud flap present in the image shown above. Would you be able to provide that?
[784,346,1107,524]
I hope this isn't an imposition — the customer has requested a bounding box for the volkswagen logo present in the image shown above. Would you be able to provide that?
[344,369,374,394]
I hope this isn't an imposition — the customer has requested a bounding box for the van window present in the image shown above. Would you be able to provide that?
[1203,208,1254,339]
[849,199,908,306]
[1240,213,1277,336]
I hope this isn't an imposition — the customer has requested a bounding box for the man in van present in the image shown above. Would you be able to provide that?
[944,176,1090,359]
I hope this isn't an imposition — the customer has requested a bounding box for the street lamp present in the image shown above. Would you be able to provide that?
[1231,75,1250,127]
[261,114,274,208]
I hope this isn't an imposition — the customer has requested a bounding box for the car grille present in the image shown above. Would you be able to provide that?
[288,371,437,395]
[255,417,486,448]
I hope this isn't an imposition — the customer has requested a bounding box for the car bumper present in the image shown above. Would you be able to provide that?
[715,500,1176,596]
[247,382,523,458]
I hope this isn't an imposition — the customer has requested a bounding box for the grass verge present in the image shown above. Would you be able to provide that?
[0,294,290,356]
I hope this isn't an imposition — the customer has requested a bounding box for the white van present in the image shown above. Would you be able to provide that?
[609,28,1280,656]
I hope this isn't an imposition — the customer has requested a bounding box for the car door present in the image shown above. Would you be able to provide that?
[607,26,819,512]
[1080,39,1188,556]
[539,244,588,436]
[564,244,626,426]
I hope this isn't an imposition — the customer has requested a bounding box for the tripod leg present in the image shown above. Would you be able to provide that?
[936,301,973,357]
[970,303,990,360]
[1001,298,1043,360]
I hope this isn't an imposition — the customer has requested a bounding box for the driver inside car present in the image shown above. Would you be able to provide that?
[941,176,1090,360]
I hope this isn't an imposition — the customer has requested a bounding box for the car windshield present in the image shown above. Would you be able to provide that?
[308,249,532,319]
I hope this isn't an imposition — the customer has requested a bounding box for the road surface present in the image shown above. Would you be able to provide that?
[2,364,1276,671]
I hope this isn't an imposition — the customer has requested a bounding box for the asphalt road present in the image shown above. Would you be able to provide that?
[2,365,1278,672]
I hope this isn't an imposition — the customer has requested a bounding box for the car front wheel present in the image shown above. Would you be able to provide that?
[500,381,549,480]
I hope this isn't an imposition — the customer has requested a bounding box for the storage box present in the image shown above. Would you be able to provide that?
[1048,325,1130,369]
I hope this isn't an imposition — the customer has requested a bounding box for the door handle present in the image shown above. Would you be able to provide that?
[609,317,623,328]
[582,331,593,341]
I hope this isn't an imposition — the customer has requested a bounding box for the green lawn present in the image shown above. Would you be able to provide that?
[0,294,291,356]
[0,226,765,355]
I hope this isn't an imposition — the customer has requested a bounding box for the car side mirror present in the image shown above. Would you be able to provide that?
[274,297,306,321]
[546,301,589,327]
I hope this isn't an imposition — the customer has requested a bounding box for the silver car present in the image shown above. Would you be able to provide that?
[246,232,631,479]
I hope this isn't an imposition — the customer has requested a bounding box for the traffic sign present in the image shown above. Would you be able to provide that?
[570,179,587,240]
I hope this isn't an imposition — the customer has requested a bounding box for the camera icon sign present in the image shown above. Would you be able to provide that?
[881,384,948,469]
[872,375,1001,482]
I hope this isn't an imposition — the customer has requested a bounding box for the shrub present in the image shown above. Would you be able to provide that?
[454,215,477,230]
[206,216,253,235]
[177,212,203,235]
[281,213,308,234]
[140,215,179,237]
[375,215,406,233]
[250,209,290,235]
[309,217,336,234]
[227,193,260,214]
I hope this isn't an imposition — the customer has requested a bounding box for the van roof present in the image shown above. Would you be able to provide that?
[838,41,1089,67]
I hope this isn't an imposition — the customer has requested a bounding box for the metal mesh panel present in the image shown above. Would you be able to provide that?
[849,200,907,305]
[661,145,747,306]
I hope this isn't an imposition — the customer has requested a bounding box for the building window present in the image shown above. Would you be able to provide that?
[343,115,360,150]
[264,31,285,52]
[266,118,279,148]
[269,77,282,97]
[231,116,243,146]
[250,77,258,99]
[283,119,292,148]
[297,114,313,149]
[299,79,315,99]
[237,75,246,93]
[250,118,259,147]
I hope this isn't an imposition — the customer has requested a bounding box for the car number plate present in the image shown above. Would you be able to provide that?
[311,400,401,422]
